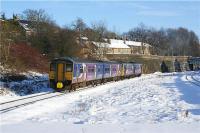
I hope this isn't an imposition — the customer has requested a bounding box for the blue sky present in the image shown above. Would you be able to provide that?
[1,0,200,38]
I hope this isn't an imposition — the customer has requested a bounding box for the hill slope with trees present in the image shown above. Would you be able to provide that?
[0,9,200,73]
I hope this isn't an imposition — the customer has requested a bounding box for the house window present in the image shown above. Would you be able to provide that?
[118,49,121,53]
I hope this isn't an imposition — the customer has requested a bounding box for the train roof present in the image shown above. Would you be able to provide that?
[52,57,101,63]
[51,57,141,64]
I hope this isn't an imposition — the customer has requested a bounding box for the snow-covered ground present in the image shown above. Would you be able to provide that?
[0,71,53,102]
[1,71,200,133]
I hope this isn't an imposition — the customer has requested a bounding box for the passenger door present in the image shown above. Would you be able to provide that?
[57,63,65,82]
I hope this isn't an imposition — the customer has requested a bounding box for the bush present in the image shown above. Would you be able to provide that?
[9,43,49,72]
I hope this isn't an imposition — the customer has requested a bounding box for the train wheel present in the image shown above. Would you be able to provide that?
[92,82,95,87]
[64,86,71,93]
[73,85,76,91]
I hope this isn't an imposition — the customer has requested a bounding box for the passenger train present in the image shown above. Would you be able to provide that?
[49,57,142,91]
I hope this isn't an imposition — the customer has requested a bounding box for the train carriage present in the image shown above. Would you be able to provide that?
[49,57,142,91]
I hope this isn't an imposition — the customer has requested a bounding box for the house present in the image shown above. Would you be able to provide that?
[18,20,35,36]
[77,36,153,58]
[76,36,97,58]
[92,39,152,55]
[125,40,152,55]
[92,39,132,55]
[106,39,131,54]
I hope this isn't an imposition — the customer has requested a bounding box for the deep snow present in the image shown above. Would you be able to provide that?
[0,71,53,102]
[1,71,200,132]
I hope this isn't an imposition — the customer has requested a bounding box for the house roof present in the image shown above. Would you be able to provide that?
[81,36,88,40]
[109,39,130,48]
[18,20,32,31]
[125,40,151,47]
[92,42,110,48]
[0,18,5,22]
[92,39,152,49]
[93,40,130,49]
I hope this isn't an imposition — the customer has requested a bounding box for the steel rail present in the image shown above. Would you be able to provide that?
[0,93,65,114]
[186,72,200,87]
[0,92,53,105]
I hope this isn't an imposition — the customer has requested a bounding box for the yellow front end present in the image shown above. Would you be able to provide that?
[65,72,72,81]
[49,71,55,79]
[56,82,63,89]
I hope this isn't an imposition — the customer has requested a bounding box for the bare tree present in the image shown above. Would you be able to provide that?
[71,18,87,46]
[91,21,108,60]
[127,23,148,54]
[0,12,6,20]
[72,18,86,32]
[22,9,54,33]
[0,22,16,67]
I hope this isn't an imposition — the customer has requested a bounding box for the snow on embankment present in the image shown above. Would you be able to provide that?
[193,71,200,81]
[0,67,53,102]
[1,72,200,126]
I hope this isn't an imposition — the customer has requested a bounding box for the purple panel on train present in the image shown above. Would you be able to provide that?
[86,64,96,81]
[125,64,134,75]
[111,64,118,77]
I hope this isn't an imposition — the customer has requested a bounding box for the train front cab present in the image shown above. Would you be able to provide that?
[49,60,73,90]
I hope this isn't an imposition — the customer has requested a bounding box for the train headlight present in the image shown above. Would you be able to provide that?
[57,82,63,89]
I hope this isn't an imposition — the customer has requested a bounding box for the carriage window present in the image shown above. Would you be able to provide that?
[105,68,110,72]
[50,63,55,71]
[88,68,94,73]
[112,68,116,71]
[66,64,72,72]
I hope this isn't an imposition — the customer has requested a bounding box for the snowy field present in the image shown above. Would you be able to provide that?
[1,71,200,133]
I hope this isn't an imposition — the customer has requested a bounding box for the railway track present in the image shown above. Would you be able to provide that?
[0,79,63,114]
[0,74,153,114]
[0,76,131,114]
[186,71,200,87]
[0,78,105,114]
[0,84,100,114]
[0,92,65,114]
[191,71,200,83]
